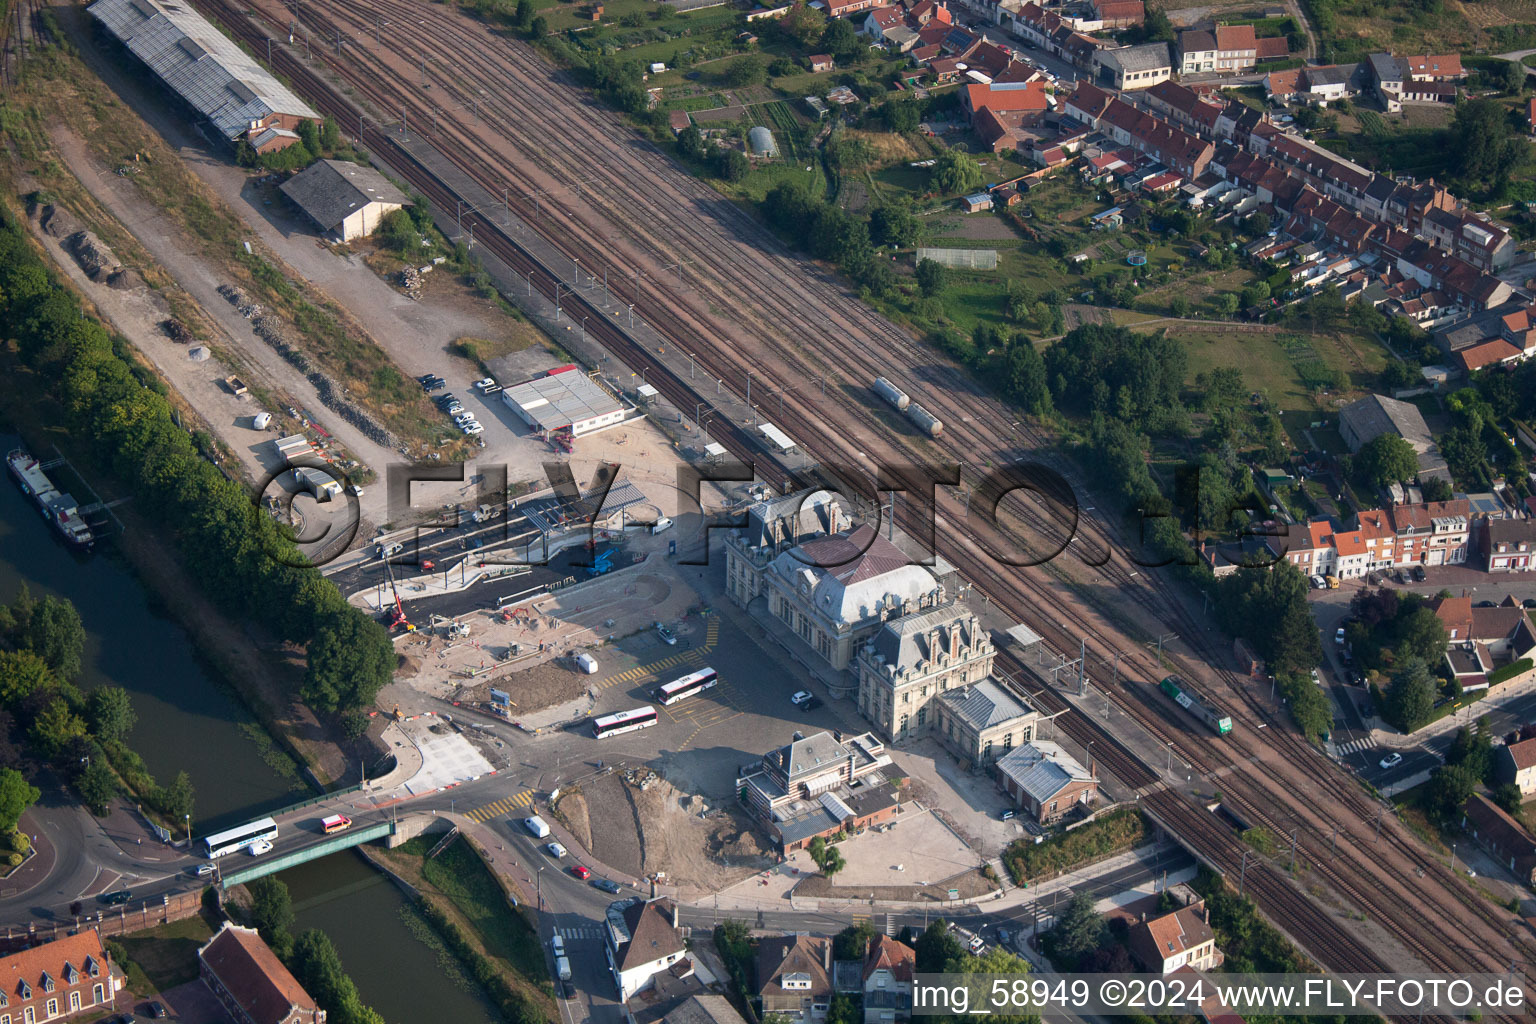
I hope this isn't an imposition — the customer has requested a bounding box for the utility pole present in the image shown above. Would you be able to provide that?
[1238,849,1251,895]
[1289,828,1299,872]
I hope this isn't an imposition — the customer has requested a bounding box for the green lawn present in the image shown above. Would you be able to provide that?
[113,912,220,992]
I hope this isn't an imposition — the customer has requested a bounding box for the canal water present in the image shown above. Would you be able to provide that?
[283,853,499,1024]
[0,433,299,829]
[2,432,501,1023]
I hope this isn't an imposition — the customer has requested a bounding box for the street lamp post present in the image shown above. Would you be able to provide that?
[538,867,545,910]
[184,814,190,843]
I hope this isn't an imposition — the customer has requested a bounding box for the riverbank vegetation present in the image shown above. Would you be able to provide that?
[231,874,386,1024]
[0,588,194,827]
[371,832,555,1024]
[0,210,396,738]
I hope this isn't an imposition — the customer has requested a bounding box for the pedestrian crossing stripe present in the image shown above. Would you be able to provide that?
[852,914,869,925]
[1336,740,1375,756]
[599,650,705,689]
[595,615,723,689]
[464,789,535,822]
[557,925,604,939]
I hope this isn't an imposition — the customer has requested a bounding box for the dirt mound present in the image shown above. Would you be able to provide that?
[66,229,120,281]
[39,204,82,240]
[554,789,594,852]
[106,267,143,291]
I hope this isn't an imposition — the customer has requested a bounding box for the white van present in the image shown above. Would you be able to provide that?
[575,653,599,675]
[552,934,566,958]
[556,956,572,982]
[524,815,551,839]
[651,516,674,535]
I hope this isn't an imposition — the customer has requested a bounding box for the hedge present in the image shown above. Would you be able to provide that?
[1002,807,1148,884]
[1489,659,1534,687]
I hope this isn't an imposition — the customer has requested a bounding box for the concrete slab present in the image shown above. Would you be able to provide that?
[403,722,495,793]
[889,739,1024,856]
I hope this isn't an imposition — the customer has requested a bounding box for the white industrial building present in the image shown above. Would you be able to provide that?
[280,159,410,242]
[89,0,319,154]
[501,368,626,438]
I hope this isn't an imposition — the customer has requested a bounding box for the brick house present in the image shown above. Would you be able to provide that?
[994,741,1098,823]
[199,923,325,1024]
[0,930,122,1024]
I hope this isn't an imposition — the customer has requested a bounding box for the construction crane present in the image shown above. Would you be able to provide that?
[382,556,414,633]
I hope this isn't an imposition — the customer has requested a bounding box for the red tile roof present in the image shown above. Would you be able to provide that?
[199,924,322,1024]
[966,81,1048,115]
[0,931,113,1017]
[1405,54,1463,79]
[1214,24,1256,51]
[1457,338,1523,372]
[1254,36,1289,59]
[863,935,916,983]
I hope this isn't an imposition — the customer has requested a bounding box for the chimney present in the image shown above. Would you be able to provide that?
[824,938,833,970]
[1204,906,1210,924]
[1140,912,1146,923]
[672,902,680,929]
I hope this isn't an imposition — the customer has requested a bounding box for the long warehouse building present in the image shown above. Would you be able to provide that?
[88,0,319,154]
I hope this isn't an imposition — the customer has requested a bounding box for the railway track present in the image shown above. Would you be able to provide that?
[179,0,1529,983]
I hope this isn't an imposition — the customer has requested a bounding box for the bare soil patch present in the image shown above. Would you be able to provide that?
[794,866,997,902]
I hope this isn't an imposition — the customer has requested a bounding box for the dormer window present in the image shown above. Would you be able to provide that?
[16,982,28,1001]
[83,958,99,978]
[38,974,51,994]
[62,963,77,985]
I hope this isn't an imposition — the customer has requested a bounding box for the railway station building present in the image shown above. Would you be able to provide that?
[88,0,319,155]
[855,605,993,741]
[501,367,628,439]
[754,523,946,692]
[279,160,410,243]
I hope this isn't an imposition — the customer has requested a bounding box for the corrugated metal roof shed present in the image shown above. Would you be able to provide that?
[501,371,622,433]
[89,0,319,140]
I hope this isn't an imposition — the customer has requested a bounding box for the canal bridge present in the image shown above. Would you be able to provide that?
[218,818,404,888]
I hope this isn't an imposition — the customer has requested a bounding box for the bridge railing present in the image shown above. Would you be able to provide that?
[219,820,396,889]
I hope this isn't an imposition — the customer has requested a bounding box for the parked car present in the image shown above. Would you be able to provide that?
[473,378,497,391]
[1524,599,1536,609]
[1335,627,1346,644]
[99,889,133,906]
[1000,809,1015,821]
[591,878,622,894]
[249,839,273,855]
[146,1002,168,1019]
[801,696,822,711]
[552,934,565,957]
[656,623,677,646]
[1379,752,1403,770]
[571,865,592,879]
[1311,574,1327,589]
[1413,567,1427,583]
[1394,570,1408,584]
[462,423,484,435]
[790,690,812,706]
[1475,600,1496,608]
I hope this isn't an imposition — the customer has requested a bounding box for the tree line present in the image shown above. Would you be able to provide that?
[0,588,194,826]
[245,875,386,1024]
[0,210,395,728]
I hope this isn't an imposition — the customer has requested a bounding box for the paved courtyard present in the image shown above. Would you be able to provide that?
[816,805,981,888]
[403,720,496,794]
[891,739,1027,856]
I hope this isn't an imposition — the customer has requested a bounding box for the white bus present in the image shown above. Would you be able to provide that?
[203,817,279,859]
[591,706,659,739]
[652,667,717,706]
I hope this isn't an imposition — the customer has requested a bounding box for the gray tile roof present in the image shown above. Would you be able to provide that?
[771,731,850,785]
[871,604,976,668]
[996,740,1093,803]
[936,678,1034,731]
[89,0,318,139]
[280,159,409,232]
[1102,42,1171,74]
[1339,393,1433,450]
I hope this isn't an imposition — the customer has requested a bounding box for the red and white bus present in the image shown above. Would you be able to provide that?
[652,667,717,706]
[592,706,659,739]
[321,814,353,835]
